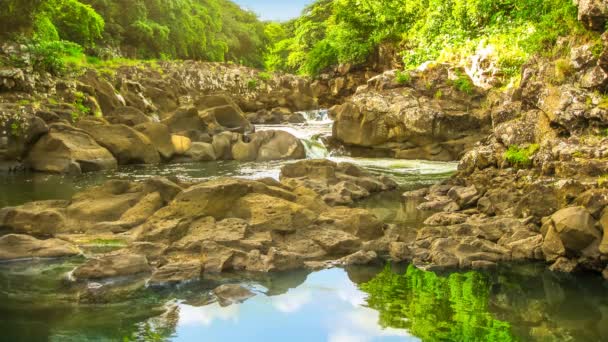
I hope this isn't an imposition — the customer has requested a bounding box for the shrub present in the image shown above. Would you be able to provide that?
[452,71,474,94]
[247,79,258,90]
[553,58,574,84]
[257,72,272,81]
[504,144,540,168]
[28,40,85,75]
[395,70,411,85]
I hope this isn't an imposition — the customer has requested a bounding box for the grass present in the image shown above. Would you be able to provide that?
[553,58,574,84]
[504,144,540,168]
[599,174,608,187]
[257,71,272,81]
[247,78,259,90]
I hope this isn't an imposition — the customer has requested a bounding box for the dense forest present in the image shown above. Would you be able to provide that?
[0,0,595,81]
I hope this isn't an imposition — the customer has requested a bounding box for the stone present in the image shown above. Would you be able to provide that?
[447,185,479,208]
[148,261,202,287]
[232,130,306,162]
[317,208,384,240]
[172,135,192,155]
[0,201,67,236]
[311,229,361,255]
[185,142,216,161]
[135,122,175,159]
[106,106,151,126]
[26,124,117,174]
[551,206,600,252]
[213,284,255,306]
[423,212,469,226]
[77,120,161,165]
[577,0,608,31]
[339,250,378,265]
[599,209,608,254]
[200,104,253,134]
[0,234,81,261]
[549,257,578,273]
[72,254,151,280]
[388,242,411,261]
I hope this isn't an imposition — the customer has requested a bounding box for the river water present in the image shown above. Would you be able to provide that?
[1,110,607,341]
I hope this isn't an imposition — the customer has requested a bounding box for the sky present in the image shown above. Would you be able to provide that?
[233,0,312,21]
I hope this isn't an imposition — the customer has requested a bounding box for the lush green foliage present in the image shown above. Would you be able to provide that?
[266,0,587,77]
[1,0,268,68]
[360,265,514,341]
[504,144,540,168]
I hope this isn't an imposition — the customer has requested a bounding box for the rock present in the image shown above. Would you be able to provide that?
[550,206,600,252]
[212,132,237,160]
[0,234,81,261]
[311,229,361,255]
[200,104,253,134]
[232,130,306,162]
[388,242,411,261]
[471,260,497,269]
[171,135,192,155]
[185,142,216,161]
[106,106,151,126]
[417,198,460,212]
[148,261,202,287]
[213,284,255,306]
[577,0,608,31]
[574,189,608,218]
[599,209,608,254]
[162,107,206,133]
[0,200,67,236]
[79,71,123,114]
[26,123,117,174]
[542,222,567,262]
[549,257,579,273]
[338,250,378,265]
[317,208,384,240]
[135,122,175,159]
[77,120,161,165]
[447,185,479,208]
[423,212,469,226]
[72,254,151,280]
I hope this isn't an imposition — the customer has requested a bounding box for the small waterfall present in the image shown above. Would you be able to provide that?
[297,109,331,158]
[298,109,331,124]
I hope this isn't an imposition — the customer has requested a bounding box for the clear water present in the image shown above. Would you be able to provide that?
[2,111,606,341]
[1,260,607,342]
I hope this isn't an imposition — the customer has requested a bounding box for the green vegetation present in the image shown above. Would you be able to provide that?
[504,144,540,168]
[452,71,474,94]
[360,264,514,341]
[0,0,269,73]
[395,70,411,85]
[265,0,588,78]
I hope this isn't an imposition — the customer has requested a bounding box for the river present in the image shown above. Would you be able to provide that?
[0,111,607,341]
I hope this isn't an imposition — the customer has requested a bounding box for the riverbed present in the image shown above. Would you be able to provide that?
[1,111,606,341]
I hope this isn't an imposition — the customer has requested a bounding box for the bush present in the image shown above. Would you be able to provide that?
[504,144,540,168]
[452,71,474,94]
[28,40,85,75]
[395,70,411,85]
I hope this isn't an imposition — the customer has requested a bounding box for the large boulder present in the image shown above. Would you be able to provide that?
[77,120,160,165]
[200,104,253,134]
[330,72,488,160]
[135,122,175,159]
[26,123,117,174]
[0,234,81,261]
[105,106,151,126]
[232,130,306,162]
[542,206,600,254]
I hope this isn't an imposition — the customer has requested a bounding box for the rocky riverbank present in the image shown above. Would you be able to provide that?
[0,160,405,299]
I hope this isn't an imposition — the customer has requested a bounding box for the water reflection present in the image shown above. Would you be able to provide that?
[2,259,608,342]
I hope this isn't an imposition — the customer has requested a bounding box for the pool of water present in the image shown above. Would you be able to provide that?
[1,260,606,342]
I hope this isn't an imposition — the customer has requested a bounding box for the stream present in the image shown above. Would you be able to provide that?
[1,111,607,341]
